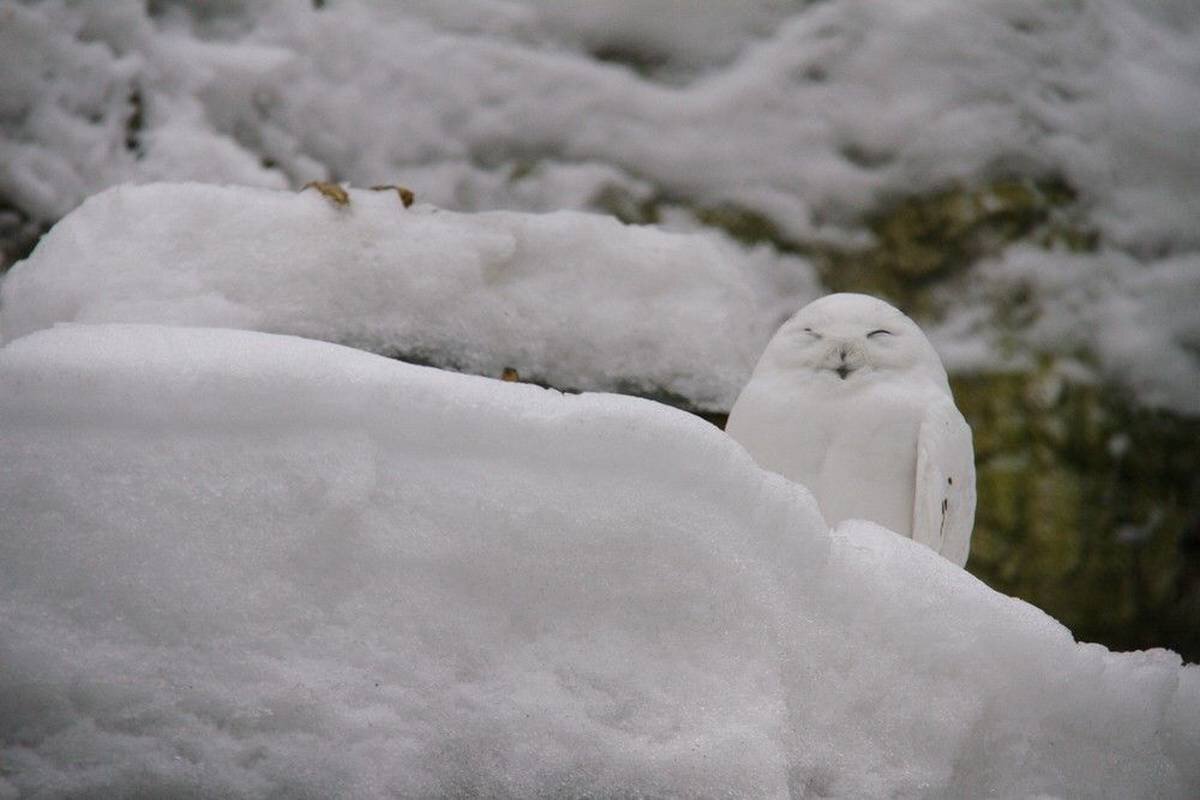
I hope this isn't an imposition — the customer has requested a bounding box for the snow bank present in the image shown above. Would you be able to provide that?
[0,182,765,411]
[1,324,1196,799]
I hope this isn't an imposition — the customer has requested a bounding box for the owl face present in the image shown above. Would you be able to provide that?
[761,293,949,390]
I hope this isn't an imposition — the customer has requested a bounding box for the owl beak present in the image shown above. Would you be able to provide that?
[829,342,860,379]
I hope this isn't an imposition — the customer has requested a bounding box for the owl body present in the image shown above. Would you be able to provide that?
[727,293,975,566]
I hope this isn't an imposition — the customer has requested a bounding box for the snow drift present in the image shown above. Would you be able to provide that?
[0,182,765,411]
[1,324,1196,799]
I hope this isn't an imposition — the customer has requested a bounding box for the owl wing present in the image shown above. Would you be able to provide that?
[912,398,976,567]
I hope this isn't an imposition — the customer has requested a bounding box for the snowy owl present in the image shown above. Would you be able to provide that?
[726,293,976,566]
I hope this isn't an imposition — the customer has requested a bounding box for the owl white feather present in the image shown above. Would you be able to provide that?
[727,293,976,566]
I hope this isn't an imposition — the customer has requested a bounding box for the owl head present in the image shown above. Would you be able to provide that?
[757,293,950,393]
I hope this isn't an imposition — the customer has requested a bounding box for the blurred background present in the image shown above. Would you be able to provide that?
[2,0,1197,660]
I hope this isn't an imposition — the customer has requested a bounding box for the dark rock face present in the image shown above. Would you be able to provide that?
[954,368,1200,661]
[0,199,48,274]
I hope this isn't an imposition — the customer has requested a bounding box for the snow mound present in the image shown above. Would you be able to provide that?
[1,324,1196,799]
[0,182,765,411]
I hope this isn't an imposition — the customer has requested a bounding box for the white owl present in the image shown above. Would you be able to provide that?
[727,293,976,566]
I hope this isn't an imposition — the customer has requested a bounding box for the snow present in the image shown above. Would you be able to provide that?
[4,0,1198,249]
[1,323,1197,799]
[4,0,1200,413]
[939,245,1200,415]
[4,0,1195,410]
[0,182,767,411]
[7,181,1199,417]
[2,4,1198,795]
[8,0,1200,247]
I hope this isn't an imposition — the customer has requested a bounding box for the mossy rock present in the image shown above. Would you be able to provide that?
[821,177,1096,314]
[692,204,798,251]
[590,184,661,227]
[954,364,1200,661]
[665,176,1097,319]
[0,198,49,273]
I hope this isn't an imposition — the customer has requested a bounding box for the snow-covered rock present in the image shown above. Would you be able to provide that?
[0,182,767,411]
[1,323,1196,799]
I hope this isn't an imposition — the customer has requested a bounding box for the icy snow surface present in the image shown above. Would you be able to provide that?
[1,324,1198,799]
[0,182,768,411]
[3,0,1200,412]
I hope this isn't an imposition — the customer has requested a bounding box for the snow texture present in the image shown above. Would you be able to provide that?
[5,0,1199,248]
[0,182,766,411]
[3,0,1199,413]
[0,323,1197,799]
[932,245,1200,415]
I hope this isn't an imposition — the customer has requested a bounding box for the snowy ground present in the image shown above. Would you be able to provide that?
[1,324,1197,799]
[3,0,1200,412]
